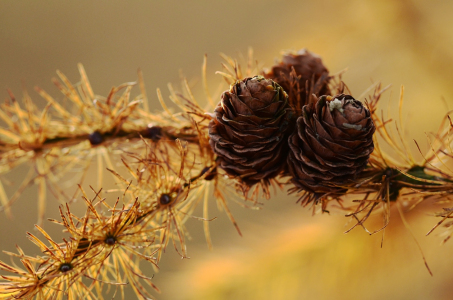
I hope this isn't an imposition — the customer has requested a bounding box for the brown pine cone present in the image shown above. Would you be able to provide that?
[288,94,375,194]
[264,49,330,113]
[208,76,294,185]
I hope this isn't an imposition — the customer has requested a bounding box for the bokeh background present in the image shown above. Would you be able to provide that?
[1,0,453,299]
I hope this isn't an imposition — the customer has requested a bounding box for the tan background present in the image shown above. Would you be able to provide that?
[1,0,453,299]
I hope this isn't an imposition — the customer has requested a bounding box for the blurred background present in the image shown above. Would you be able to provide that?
[1,0,453,299]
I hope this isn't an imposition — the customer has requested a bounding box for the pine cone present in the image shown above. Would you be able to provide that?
[288,94,375,193]
[208,76,294,185]
[264,49,330,112]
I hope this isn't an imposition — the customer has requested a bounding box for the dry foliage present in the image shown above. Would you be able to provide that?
[1,49,453,298]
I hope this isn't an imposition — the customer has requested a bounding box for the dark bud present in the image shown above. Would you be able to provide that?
[105,236,116,246]
[142,125,163,141]
[159,194,172,206]
[59,263,72,273]
[384,168,394,179]
[88,131,103,145]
